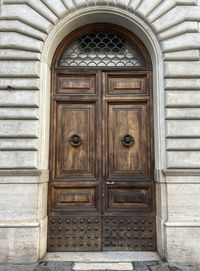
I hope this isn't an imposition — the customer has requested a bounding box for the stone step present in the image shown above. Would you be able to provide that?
[72,262,134,270]
[44,252,161,262]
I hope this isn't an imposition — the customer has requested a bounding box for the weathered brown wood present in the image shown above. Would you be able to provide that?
[56,103,96,177]
[107,102,149,177]
[48,23,155,252]
[57,74,97,95]
[106,73,150,96]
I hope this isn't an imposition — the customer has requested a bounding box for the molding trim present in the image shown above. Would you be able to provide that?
[0,169,43,176]
[0,221,40,228]
[165,221,200,227]
[163,169,200,176]
[0,169,49,184]
[155,169,200,183]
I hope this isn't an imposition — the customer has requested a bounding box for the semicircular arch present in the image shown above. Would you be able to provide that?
[39,8,166,257]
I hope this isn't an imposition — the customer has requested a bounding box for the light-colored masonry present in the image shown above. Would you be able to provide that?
[0,0,200,265]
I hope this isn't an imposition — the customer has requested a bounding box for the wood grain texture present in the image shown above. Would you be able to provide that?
[56,103,96,177]
[106,73,150,95]
[57,74,97,95]
[107,102,149,177]
[51,183,97,211]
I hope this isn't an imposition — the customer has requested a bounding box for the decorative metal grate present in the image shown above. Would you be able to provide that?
[59,31,145,67]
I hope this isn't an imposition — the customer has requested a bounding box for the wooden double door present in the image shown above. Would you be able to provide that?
[48,69,156,251]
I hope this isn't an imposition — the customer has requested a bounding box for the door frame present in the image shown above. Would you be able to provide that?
[47,23,156,252]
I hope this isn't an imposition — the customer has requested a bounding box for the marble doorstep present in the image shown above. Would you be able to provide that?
[43,252,161,262]
[72,262,134,270]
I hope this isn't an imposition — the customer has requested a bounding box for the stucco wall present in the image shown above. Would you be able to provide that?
[0,0,200,264]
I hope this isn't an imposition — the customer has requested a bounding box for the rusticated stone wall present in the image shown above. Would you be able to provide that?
[0,0,200,264]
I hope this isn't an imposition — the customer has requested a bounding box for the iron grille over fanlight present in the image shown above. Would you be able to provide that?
[59,31,145,67]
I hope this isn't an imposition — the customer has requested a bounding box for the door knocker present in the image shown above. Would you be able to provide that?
[121,134,134,147]
[69,134,82,147]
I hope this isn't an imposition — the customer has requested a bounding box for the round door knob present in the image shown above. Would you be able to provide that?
[69,134,82,147]
[121,134,134,147]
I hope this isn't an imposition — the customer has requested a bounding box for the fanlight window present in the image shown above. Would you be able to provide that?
[59,31,145,67]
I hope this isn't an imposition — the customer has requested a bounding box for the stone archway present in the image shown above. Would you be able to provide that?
[40,8,165,259]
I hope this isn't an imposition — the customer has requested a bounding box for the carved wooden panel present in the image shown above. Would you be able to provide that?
[107,102,149,178]
[51,184,97,211]
[56,103,96,178]
[106,73,150,96]
[57,74,97,95]
[106,184,152,211]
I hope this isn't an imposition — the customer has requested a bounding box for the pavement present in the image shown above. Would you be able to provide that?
[0,261,200,271]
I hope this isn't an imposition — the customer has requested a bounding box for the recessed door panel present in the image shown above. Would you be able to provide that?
[56,103,96,178]
[57,74,97,95]
[51,183,98,211]
[106,73,150,96]
[107,103,149,178]
[106,184,152,211]
[104,181,153,213]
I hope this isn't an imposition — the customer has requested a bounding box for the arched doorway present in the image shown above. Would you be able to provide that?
[47,23,155,252]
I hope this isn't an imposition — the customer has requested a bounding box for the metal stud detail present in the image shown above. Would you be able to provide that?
[102,216,156,251]
[48,216,155,251]
[48,216,101,252]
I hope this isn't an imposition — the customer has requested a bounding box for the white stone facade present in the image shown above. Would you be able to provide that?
[0,0,200,264]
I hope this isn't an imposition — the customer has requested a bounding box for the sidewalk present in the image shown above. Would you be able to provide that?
[0,260,200,271]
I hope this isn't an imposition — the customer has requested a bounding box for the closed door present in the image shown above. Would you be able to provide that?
[47,70,156,251]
